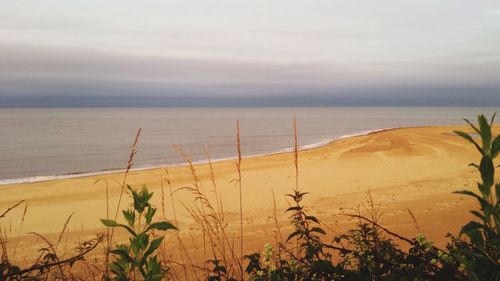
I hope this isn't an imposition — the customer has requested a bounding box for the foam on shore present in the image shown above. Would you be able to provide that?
[0,127,392,186]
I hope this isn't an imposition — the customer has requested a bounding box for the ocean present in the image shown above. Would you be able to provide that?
[0,107,497,184]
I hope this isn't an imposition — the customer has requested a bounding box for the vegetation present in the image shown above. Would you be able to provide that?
[201,114,500,281]
[101,185,177,281]
[0,114,498,280]
[450,114,500,280]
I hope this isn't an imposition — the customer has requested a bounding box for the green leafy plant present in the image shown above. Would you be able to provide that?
[205,258,237,281]
[245,190,337,281]
[285,190,334,277]
[452,113,500,280]
[101,185,177,281]
[334,223,464,280]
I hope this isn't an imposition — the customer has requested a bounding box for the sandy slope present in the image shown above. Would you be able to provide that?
[0,124,498,266]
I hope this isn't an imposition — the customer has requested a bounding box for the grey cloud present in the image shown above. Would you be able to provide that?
[0,44,374,96]
[0,44,499,106]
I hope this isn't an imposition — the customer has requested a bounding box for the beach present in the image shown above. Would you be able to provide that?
[0,124,497,266]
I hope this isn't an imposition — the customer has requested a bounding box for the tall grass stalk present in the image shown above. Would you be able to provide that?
[0,200,25,220]
[99,128,141,278]
[173,145,210,262]
[165,168,191,280]
[206,146,228,265]
[174,143,243,278]
[235,119,244,278]
[12,201,28,263]
[174,145,231,276]
[160,175,166,220]
[206,146,224,225]
[293,116,299,192]
[292,117,300,257]
[55,212,75,251]
[0,200,24,266]
[108,128,141,244]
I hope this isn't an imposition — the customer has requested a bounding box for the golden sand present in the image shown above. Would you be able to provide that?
[0,125,497,264]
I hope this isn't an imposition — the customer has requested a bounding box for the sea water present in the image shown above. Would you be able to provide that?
[0,107,497,183]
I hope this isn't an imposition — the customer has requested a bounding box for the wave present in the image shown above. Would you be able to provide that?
[0,127,393,186]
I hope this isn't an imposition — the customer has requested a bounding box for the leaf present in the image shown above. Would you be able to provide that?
[470,210,485,221]
[306,245,315,259]
[454,190,489,209]
[145,256,162,276]
[129,185,148,213]
[490,112,497,126]
[286,230,302,242]
[145,207,156,225]
[100,219,136,236]
[491,135,500,158]
[454,131,484,155]
[479,156,494,187]
[109,262,126,276]
[463,118,481,135]
[110,248,134,263]
[467,228,484,249]
[305,215,320,224]
[286,206,302,212]
[478,114,492,152]
[126,185,137,199]
[311,227,326,235]
[138,233,149,251]
[459,221,484,236]
[122,209,135,227]
[101,219,119,227]
[244,253,261,273]
[130,233,149,254]
[144,221,177,232]
[140,236,164,266]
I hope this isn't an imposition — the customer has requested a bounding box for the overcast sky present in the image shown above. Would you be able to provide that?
[1,0,499,106]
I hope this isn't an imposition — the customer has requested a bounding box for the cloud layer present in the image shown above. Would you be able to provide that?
[1,0,499,105]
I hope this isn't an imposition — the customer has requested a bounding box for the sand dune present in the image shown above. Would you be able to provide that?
[0,124,498,265]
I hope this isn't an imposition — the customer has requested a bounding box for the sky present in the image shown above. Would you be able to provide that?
[1,0,500,106]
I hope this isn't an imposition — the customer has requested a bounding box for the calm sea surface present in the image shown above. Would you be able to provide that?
[0,107,498,183]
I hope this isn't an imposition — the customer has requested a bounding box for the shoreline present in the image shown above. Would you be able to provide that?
[0,123,492,255]
[0,126,402,186]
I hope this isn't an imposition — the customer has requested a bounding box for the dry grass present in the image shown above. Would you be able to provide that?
[0,198,103,280]
[171,144,241,279]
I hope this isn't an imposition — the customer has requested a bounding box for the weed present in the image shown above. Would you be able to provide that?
[102,185,177,281]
